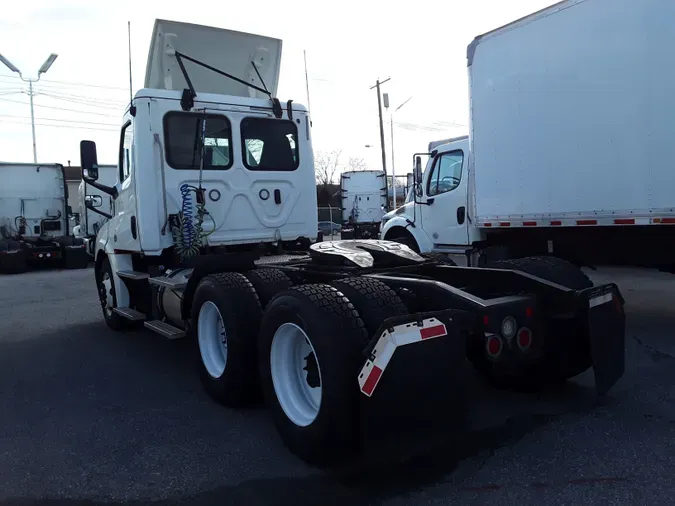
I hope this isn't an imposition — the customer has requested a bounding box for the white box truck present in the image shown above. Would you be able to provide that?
[339,169,387,239]
[382,0,675,272]
[0,163,89,272]
[78,18,625,467]
[73,164,116,257]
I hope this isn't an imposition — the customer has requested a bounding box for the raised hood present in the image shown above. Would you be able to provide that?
[144,19,282,99]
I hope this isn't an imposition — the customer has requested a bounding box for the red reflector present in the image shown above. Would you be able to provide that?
[550,220,562,226]
[483,223,492,227]
[517,327,532,351]
[483,315,490,325]
[525,307,533,317]
[614,219,634,225]
[361,365,383,396]
[486,335,502,357]
[523,221,537,227]
[661,218,675,224]
[576,219,597,226]
[499,222,511,227]
[419,324,447,340]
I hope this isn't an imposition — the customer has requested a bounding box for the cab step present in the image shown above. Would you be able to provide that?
[113,307,146,321]
[144,320,186,339]
[148,276,187,290]
[117,270,150,280]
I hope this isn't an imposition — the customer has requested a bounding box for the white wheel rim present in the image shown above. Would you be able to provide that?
[270,323,322,427]
[101,272,113,316]
[198,301,228,378]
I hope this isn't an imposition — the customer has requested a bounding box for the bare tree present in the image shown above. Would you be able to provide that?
[314,149,342,185]
[346,157,368,172]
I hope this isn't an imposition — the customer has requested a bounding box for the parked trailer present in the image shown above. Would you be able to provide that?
[73,165,117,257]
[339,170,387,240]
[382,0,675,272]
[0,163,89,273]
[80,19,626,466]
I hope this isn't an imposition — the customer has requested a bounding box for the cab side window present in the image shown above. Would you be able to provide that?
[119,120,133,182]
[427,151,464,197]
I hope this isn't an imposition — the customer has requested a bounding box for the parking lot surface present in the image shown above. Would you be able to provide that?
[1,266,674,505]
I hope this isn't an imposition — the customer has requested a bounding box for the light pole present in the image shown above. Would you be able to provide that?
[389,96,413,207]
[0,53,58,163]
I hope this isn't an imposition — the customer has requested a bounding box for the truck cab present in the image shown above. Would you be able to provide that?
[380,136,481,256]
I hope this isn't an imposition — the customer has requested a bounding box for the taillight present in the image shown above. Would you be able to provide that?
[517,327,532,351]
[486,334,502,358]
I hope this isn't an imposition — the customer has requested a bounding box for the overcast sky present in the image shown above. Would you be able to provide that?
[0,0,554,178]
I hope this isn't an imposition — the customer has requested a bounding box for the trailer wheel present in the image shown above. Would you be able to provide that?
[331,276,408,336]
[96,256,132,331]
[487,256,593,289]
[244,268,293,308]
[192,272,263,406]
[259,284,368,466]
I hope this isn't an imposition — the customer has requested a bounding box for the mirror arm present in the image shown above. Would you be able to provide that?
[84,179,118,199]
[85,201,113,219]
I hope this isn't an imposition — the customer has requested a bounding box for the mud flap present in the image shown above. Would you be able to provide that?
[357,310,473,452]
[584,284,626,395]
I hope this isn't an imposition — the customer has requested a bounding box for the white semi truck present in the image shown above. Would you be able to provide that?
[382,0,675,273]
[0,163,89,273]
[73,164,116,257]
[80,18,626,466]
[339,169,387,239]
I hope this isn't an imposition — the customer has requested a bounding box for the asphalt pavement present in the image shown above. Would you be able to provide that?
[0,266,674,505]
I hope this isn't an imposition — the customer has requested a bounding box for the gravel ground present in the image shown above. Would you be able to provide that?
[0,266,673,505]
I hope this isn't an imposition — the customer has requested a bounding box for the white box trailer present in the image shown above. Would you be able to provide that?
[382,0,675,271]
[339,170,387,239]
[0,163,89,272]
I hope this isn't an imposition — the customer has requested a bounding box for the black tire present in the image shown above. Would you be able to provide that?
[258,284,368,466]
[0,240,27,274]
[192,272,263,407]
[389,234,420,253]
[244,268,293,308]
[486,256,592,289]
[331,276,408,337]
[96,256,132,331]
[421,252,457,266]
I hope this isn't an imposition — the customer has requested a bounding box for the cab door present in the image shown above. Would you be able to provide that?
[109,118,141,251]
[419,149,470,247]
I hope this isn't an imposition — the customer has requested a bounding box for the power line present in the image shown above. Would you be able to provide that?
[0,119,119,132]
[0,97,120,118]
[0,113,119,127]
[0,73,130,91]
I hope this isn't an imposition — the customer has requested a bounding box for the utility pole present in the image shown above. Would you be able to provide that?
[0,53,58,163]
[370,78,390,177]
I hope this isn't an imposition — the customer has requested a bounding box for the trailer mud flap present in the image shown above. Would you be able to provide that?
[357,312,472,449]
[584,285,625,396]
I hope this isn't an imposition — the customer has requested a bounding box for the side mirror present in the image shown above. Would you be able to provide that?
[414,156,422,182]
[80,140,99,181]
[85,195,103,209]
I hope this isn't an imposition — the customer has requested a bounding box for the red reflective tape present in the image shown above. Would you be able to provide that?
[483,223,492,227]
[361,365,383,396]
[614,219,634,225]
[499,222,510,227]
[661,218,675,224]
[523,221,537,226]
[576,219,597,226]
[420,324,447,340]
[550,220,562,226]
